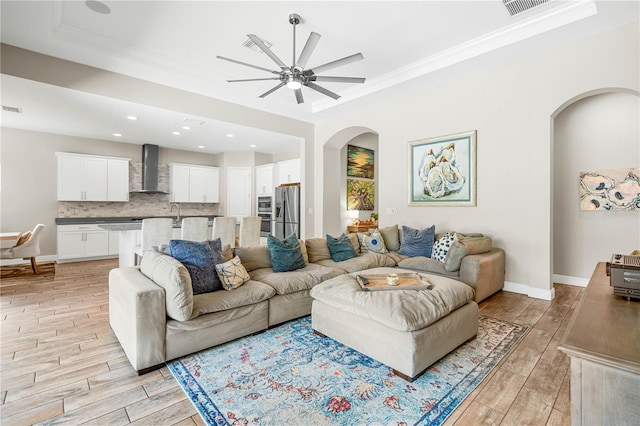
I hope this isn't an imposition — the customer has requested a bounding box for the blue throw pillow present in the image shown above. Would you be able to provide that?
[399,225,435,257]
[267,234,306,272]
[326,233,358,262]
[170,238,225,295]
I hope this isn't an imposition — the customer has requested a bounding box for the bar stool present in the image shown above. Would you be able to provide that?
[134,218,173,264]
[212,216,237,249]
[181,217,209,241]
[239,216,262,247]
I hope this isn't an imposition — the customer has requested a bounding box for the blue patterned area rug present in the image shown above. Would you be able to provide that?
[167,315,527,426]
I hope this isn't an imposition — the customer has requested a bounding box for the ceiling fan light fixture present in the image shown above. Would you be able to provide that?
[286,78,302,90]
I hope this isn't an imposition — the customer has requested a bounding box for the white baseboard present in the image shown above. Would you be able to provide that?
[553,274,589,287]
[0,255,58,267]
[504,281,556,301]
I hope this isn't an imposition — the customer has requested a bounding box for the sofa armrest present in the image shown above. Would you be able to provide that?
[109,267,166,372]
[459,248,505,303]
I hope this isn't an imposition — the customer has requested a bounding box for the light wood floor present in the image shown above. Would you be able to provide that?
[0,259,583,425]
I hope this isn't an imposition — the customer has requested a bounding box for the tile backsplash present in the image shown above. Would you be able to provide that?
[57,161,220,218]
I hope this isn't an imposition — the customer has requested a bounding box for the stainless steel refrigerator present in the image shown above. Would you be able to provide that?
[274,185,300,239]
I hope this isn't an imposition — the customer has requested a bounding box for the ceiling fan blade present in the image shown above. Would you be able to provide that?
[217,56,280,74]
[227,77,281,83]
[248,34,288,69]
[305,82,340,100]
[306,53,364,75]
[310,76,366,84]
[294,88,304,104]
[259,82,286,98]
[296,32,321,69]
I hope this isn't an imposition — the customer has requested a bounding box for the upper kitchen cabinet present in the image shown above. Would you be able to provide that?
[255,163,274,196]
[56,152,130,202]
[277,158,300,185]
[170,163,220,203]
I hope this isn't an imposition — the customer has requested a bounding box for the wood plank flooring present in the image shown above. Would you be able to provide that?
[1,259,583,425]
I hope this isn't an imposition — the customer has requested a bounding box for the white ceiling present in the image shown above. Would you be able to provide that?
[1,0,638,154]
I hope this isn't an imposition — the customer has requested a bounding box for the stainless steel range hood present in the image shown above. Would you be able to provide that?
[130,144,169,194]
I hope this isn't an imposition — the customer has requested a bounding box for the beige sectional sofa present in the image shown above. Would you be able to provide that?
[109,228,505,373]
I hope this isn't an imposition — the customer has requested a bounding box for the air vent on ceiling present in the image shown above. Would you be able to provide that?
[183,118,206,126]
[2,105,22,113]
[503,0,550,17]
[242,36,273,53]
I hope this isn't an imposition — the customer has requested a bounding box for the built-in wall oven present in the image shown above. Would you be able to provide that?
[257,196,273,237]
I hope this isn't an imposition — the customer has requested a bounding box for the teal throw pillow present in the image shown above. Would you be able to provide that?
[267,234,306,272]
[399,225,435,257]
[326,233,358,262]
[169,238,225,294]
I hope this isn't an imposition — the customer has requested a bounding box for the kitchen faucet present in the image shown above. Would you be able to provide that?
[170,203,181,224]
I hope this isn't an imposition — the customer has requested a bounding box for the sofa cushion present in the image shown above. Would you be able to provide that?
[140,250,193,321]
[432,232,457,262]
[235,245,272,272]
[305,238,332,263]
[359,229,388,253]
[215,255,250,290]
[249,263,345,295]
[397,256,459,278]
[459,235,492,255]
[378,224,401,251]
[191,281,275,317]
[399,225,435,257]
[267,234,307,272]
[315,252,397,273]
[326,233,358,262]
[169,239,225,295]
[444,241,468,272]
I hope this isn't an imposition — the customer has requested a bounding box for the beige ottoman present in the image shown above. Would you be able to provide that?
[309,267,478,381]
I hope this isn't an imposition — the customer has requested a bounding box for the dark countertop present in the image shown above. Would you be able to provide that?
[55,215,220,225]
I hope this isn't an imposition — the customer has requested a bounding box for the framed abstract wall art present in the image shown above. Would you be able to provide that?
[347,179,375,211]
[347,145,375,179]
[579,167,640,211]
[408,130,476,206]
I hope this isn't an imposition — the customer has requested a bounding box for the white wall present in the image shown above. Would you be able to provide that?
[553,92,640,281]
[314,22,639,299]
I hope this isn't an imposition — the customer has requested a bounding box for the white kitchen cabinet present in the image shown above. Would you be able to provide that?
[57,225,109,261]
[255,163,274,196]
[56,152,129,202]
[277,158,301,185]
[227,167,252,217]
[170,163,219,203]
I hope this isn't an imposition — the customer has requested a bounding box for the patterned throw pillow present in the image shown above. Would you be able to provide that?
[169,239,225,295]
[326,233,358,262]
[267,234,307,272]
[431,232,458,263]
[362,229,388,254]
[215,256,250,290]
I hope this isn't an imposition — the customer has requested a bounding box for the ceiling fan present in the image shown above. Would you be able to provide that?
[217,13,365,104]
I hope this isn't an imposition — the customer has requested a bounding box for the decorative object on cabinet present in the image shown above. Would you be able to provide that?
[239,216,262,247]
[347,179,374,211]
[0,224,45,274]
[181,217,210,241]
[408,130,476,207]
[134,218,173,264]
[347,145,374,179]
[56,152,130,202]
[579,167,640,211]
[213,216,237,249]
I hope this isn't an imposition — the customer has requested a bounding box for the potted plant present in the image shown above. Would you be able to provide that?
[370,212,378,223]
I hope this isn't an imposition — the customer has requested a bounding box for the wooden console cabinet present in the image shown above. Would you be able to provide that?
[558,262,640,425]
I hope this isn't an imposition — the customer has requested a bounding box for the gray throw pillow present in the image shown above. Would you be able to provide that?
[444,241,468,272]
[378,224,400,251]
[399,225,435,257]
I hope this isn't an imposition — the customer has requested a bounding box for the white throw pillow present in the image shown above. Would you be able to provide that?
[431,232,458,263]
[140,250,193,321]
[215,256,251,290]
[362,229,388,254]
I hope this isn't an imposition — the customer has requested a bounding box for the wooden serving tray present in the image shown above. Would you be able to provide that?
[355,272,434,291]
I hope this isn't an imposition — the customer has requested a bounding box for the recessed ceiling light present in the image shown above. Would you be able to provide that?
[197,145,205,149]
[85,0,111,15]
[182,126,191,130]
[249,144,257,148]
[113,133,122,137]
[126,115,138,121]
[226,134,234,138]
[172,131,181,136]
